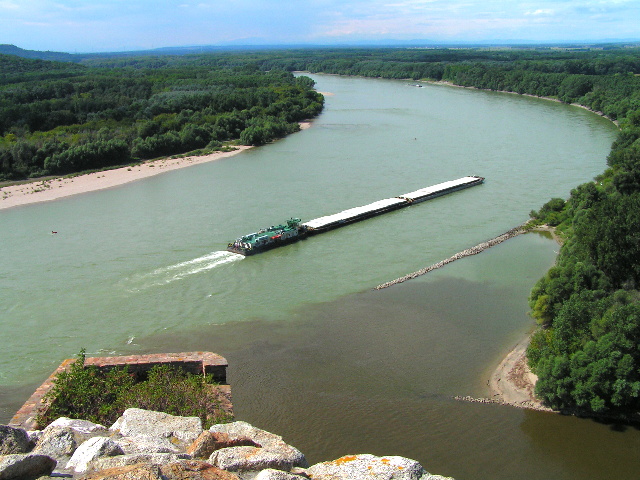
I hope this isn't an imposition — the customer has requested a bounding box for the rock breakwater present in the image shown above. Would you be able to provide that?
[375,226,526,290]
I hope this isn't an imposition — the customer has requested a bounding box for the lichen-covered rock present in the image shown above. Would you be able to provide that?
[187,432,258,459]
[88,453,191,472]
[255,469,309,480]
[110,409,203,447]
[0,453,56,479]
[159,459,241,479]
[66,437,125,473]
[0,425,31,454]
[77,463,162,480]
[306,454,453,480]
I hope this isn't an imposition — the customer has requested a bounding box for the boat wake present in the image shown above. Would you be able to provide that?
[124,251,244,291]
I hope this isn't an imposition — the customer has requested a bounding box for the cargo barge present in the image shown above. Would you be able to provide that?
[227,176,484,255]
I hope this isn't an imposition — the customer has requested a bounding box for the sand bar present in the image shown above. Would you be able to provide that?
[0,146,253,211]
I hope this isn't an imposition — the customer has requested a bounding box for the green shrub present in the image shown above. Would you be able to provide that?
[36,349,232,429]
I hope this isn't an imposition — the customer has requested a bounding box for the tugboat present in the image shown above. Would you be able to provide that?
[227,218,306,256]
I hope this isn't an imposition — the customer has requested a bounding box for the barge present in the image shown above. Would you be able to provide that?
[227,176,484,255]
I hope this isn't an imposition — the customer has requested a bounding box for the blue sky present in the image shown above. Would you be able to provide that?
[1,0,639,52]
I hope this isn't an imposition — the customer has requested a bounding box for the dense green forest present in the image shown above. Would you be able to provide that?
[0,54,323,180]
[3,44,640,418]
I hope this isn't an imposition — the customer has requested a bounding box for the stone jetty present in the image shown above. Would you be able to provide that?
[0,409,454,479]
[375,225,526,290]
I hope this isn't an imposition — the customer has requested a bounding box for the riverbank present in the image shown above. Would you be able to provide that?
[427,80,620,127]
[0,147,252,210]
[0,122,314,211]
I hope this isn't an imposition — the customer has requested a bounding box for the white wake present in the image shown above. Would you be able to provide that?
[124,251,244,290]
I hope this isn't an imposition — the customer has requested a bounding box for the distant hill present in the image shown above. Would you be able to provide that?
[0,44,77,62]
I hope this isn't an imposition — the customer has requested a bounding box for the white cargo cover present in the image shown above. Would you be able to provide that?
[399,176,479,201]
[302,197,406,230]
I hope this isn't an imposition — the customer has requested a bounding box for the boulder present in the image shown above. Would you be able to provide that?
[110,409,203,447]
[31,426,79,461]
[207,422,307,473]
[0,453,56,479]
[187,432,258,459]
[208,423,289,451]
[114,435,183,455]
[159,460,241,479]
[47,417,108,436]
[208,446,307,473]
[77,463,162,480]
[255,469,309,480]
[306,454,453,480]
[66,436,125,473]
[0,425,31,454]
[89,453,191,472]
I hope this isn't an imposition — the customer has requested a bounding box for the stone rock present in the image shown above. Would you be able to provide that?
[0,425,31,454]
[306,454,452,480]
[0,453,56,479]
[208,446,307,473]
[31,426,79,460]
[187,432,258,459]
[114,435,183,455]
[110,409,203,447]
[255,469,309,480]
[159,460,241,479]
[89,453,191,472]
[77,463,162,480]
[207,422,307,473]
[47,417,108,436]
[208,423,289,451]
[66,436,125,473]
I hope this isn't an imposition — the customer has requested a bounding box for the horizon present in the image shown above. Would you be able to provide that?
[1,1,640,54]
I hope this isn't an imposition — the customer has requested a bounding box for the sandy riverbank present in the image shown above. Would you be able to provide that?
[0,121,315,211]
[487,333,552,411]
[0,146,255,210]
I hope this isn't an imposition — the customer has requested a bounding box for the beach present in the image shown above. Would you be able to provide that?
[0,122,314,211]
[0,146,255,210]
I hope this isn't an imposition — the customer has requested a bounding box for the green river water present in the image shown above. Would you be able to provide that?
[2,74,638,479]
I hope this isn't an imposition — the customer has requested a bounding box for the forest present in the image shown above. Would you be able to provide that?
[0,53,323,180]
[3,44,640,418]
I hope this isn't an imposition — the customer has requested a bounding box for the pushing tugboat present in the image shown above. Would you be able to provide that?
[227,218,306,256]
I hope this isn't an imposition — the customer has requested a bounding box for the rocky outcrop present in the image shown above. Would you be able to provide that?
[0,409,454,480]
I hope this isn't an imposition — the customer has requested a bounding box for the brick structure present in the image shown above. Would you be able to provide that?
[10,352,229,431]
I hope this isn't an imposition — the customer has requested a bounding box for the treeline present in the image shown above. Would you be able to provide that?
[526,111,640,417]
[0,55,323,180]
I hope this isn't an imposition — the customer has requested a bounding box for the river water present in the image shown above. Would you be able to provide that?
[2,74,637,479]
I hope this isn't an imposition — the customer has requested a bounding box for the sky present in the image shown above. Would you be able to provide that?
[1,0,639,53]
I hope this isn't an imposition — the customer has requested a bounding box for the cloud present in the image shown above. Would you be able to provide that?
[525,9,555,16]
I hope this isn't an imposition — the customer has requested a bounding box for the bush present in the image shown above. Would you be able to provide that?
[36,349,232,428]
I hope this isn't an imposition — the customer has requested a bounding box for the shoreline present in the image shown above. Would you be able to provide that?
[0,122,313,211]
[426,80,620,127]
[0,146,251,210]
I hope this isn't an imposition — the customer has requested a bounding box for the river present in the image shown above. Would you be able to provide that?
[2,74,637,479]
